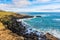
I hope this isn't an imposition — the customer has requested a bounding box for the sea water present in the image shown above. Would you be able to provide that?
[20,12,60,38]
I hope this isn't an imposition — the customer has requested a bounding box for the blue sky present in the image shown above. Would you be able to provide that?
[0,0,12,4]
[0,0,60,12]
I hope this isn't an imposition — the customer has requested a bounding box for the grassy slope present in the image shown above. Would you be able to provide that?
[0,11,14,18]
[0,11,15,29]
[0,11,25,29]
[0,11,24,40]
[0,22,4,30]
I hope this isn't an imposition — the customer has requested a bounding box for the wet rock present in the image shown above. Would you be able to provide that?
[45,33,58,40]
[36,16,41,17]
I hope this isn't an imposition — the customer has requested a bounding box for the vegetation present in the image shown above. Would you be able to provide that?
[0,10,58,40]
[0,10,25,40]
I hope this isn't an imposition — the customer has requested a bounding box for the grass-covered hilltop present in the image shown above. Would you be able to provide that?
[0,10,59,40]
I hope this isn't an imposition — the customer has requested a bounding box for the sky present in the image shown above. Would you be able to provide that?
[0,0,60,12]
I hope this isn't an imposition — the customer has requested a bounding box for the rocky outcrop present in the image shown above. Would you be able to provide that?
[0,15,25,40]
[0,11,33,40]
[36,16,41,17]
[0,15,46,40]
[0,15,59,40]
[45,33,58,40]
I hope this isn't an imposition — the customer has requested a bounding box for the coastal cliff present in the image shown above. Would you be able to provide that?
[0,10,33,40]
[0,10,59,40]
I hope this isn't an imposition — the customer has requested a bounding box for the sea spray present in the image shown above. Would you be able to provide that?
[22,21,33,28]
[17,18,44,32]
[33,27,60,39]
[46,29,60,39]
[22,17,60,39]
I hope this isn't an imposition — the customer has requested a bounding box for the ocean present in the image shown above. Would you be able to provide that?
[20,12,60,38]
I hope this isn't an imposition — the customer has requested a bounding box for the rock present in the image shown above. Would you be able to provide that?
[45,33,58,40]
[1,15,46,40]
[0,11,59,40]
[36,16,41,17]
[13,13,34,19]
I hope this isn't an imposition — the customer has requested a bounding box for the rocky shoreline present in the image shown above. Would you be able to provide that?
[0,14,59,40]
[0,11,59,40]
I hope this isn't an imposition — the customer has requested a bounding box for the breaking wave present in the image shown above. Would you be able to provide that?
[22,20,60,38]
[46,29,60,38]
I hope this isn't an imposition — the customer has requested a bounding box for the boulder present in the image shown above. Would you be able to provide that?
[45,33,58,40]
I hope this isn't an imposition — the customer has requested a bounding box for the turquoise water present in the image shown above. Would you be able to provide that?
[21,12,60,38]
[23,12,60,30]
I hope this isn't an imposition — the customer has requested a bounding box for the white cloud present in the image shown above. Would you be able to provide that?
[36,0,51,3]
[12,0,31,8]
[0,0,60,12]
[12,0,52,8]
[53,0,60,2]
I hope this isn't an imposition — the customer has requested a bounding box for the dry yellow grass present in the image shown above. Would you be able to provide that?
[0,22,5,30]
[0,11,15,29]
[0,11,16,18]
[0,28,24,40]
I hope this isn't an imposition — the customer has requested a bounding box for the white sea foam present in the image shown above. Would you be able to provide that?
[17,19,60,39]
[18,16,36,21]
[17,18,32,22]
[22,21,31,26]
[32,16,36,18]
[17,19,23,22]
[52,31,60,38]
[22,20,60,38]
[41,29,60,39]
[34,28,60,38]
[53,19,60,21]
